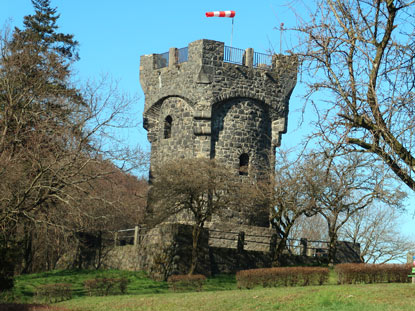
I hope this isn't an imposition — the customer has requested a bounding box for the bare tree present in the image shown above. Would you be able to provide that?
[0,0,147,280]
[291,0,415,192]
[289,214,328,242]
[302,152,405,264]
[257,154,317,265]
[341,203,415,263]
[149,158,255,275]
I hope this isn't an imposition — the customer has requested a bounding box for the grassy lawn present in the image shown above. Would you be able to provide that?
[0,270,235,303]
[1,270,415,311]
[57,283,415,311]
[0,269,168,303]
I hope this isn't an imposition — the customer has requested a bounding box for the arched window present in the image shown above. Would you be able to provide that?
[164,115,172,139]
[239,153,249,176]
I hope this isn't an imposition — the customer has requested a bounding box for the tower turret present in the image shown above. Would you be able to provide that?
[140,39,297,227]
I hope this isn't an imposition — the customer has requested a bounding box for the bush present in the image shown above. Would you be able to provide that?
[167,274,206,292]
[335,263,411,284]
[0,276,14,293]
[236,267,329,289]
[0,241,20,292]
[84,278,128,296]
[35,283,72,302]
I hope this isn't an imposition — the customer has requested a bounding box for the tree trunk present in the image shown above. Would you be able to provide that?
[188,224,202,275]
[22,229,33,274]
[327,226,338,266]
[273,233,289,266]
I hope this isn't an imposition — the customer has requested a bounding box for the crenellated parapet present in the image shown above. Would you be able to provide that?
[140,39,297,149]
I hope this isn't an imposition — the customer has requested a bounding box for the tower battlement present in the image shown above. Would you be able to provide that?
[140,39,297,226]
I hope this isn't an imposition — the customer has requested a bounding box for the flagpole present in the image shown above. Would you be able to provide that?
[205,11,236,48]
[230,18,234,48]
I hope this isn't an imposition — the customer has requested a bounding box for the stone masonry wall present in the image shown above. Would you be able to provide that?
[152,97,195,165]
[103,223,361,278]
[211,98,272,174]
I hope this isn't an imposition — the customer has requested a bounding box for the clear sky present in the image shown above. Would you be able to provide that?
[2,0,414,248]
[1,0,311,150]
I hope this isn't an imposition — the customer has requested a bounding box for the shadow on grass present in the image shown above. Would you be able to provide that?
[0,304,71,311]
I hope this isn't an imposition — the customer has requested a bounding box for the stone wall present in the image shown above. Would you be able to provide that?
[103,223,361,278]
[211,98,272,175]
[152,97,194,165]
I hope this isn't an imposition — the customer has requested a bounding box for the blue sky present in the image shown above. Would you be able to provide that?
[1,0,310,149]
[2,1,414,246]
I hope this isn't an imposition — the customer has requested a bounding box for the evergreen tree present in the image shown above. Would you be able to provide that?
[0,0,146,285]
[2,0,84,153]
[0,0,84,284]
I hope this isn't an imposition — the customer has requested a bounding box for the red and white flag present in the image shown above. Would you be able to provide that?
[206,10,235,18]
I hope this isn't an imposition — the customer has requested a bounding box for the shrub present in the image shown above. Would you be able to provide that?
[0,276,14,293]
[84,277,128,296]
[35,283,72,302]
[167,274,206,292]
[335,263,411,284]
[236,267,329,289]
[0,240,19,292]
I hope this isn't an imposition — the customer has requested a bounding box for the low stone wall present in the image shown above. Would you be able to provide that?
[104,245,142,271]
[208,222,273,252]
[103,222,361,279]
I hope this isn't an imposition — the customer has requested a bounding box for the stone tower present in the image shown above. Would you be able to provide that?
[140,39,297,227]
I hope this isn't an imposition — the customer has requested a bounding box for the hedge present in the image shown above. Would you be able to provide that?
[167,274,206,292]
[83,277,128,296]
[35,283,72,302]
[236,267,329,289]
[335,263,411,284]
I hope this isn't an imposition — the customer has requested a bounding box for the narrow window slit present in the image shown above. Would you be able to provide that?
[239,153,249,176]
[164,115,172,139]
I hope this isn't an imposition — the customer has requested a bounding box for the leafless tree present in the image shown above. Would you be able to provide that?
[290,0,415,192]
[289,214,328,242]
[0,0,148,279]
[256,153,317,265]
[341,203,415,263]
[302,152,405,264]
[149,158,256,275]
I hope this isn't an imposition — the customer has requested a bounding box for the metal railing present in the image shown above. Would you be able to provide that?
[154,45,273,69]
[253,51,272,69]
[154,51,169,69]
[224,46,245,65]
[115,226,149,246]
[177,47,188,64]
[154,47,188,69]
[115,226,333,258]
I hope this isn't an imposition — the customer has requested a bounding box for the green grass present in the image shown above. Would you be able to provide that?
[0,269,168,303]
[57,283,415,311]
[2,270,415,311]
[0,270,237,304]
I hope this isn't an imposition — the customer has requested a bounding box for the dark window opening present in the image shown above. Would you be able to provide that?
[164,115,172,139]
[239,153,249,176]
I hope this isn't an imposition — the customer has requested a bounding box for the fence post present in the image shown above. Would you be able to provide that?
[270,233,278,256]
[237,231,245,252]
[169,47,177,67]
[306,246,314,257]
[114,232,118,247]
[300,238,308,256]
[134,226,139,246]
[244,48,253,67]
